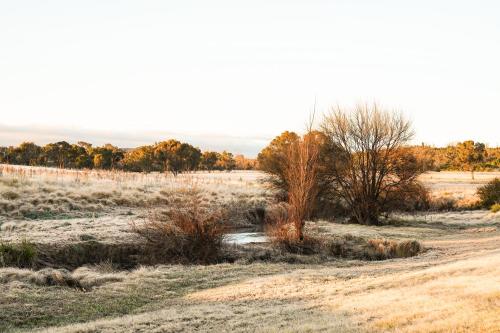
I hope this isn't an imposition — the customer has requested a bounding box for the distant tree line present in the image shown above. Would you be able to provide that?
[408,141,500,175]
[0,140,257,174]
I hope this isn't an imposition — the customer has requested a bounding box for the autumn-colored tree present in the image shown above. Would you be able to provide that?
[104,144,125,169]
[258,130,338,216]
[153,140,201,175]
[89,144,124,169]
[216,151,236,171]
[122,145,155,172]
[15,142,42,166]
[92,154,104,169]
[455,140,486,179]
[179,143,202,171]
[257,131,300,195]
[77,141,92,151]
[70,144,91,169]
[42,141,73,168]
[234,155,257,170]
[200,151,220,171]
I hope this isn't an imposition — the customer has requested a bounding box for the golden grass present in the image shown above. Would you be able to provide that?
[0,167,499,332]
[419,171,500,209]
[0,165,270,244]
[0,164,269,219]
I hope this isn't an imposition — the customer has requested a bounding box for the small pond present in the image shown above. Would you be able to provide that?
[225,232,268,245]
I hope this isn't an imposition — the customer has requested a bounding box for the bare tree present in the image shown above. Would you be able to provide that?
[321,103,421,225]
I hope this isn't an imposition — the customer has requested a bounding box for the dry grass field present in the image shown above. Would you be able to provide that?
[0,165,269,244]
[0,165,499,332]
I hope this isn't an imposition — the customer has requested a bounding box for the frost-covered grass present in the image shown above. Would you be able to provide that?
[420,171,500,209]
[0,164,269,220]
[1,223,498,332]
[0,166,499,332]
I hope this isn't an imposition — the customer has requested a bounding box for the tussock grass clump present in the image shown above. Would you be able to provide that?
[265,215,322,255]
[265,202,328,256]
[0,240,37,268]
[133,189,228,264]
[320,235,422,260]
[265,214,423,260]
[270,228,323,255]
[0,266,124,290]
[366,239,422,260]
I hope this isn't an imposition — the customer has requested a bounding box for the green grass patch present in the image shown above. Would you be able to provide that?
[0,263,292,332]
[0,240,37,268]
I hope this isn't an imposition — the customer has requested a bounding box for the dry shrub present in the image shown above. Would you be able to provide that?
[394,239,422,257]
[366,239,422,260]
[455,196,482,210]
[133,189,228,264]
[429,195,481,211]
[477,178,500,208]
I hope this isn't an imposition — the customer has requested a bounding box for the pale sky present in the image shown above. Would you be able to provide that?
[1,0,499,156]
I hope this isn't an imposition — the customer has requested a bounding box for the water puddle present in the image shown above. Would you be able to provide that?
[225,232,268,245]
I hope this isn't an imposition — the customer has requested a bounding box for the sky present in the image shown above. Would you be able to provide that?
[0,0,499,156]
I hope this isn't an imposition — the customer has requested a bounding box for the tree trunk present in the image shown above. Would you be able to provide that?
[295,221,304,241]
[351,204,380,225]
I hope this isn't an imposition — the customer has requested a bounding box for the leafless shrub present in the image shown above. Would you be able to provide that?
[266,224,323,255]
[477,177,500,208]
[133,189,228,264]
